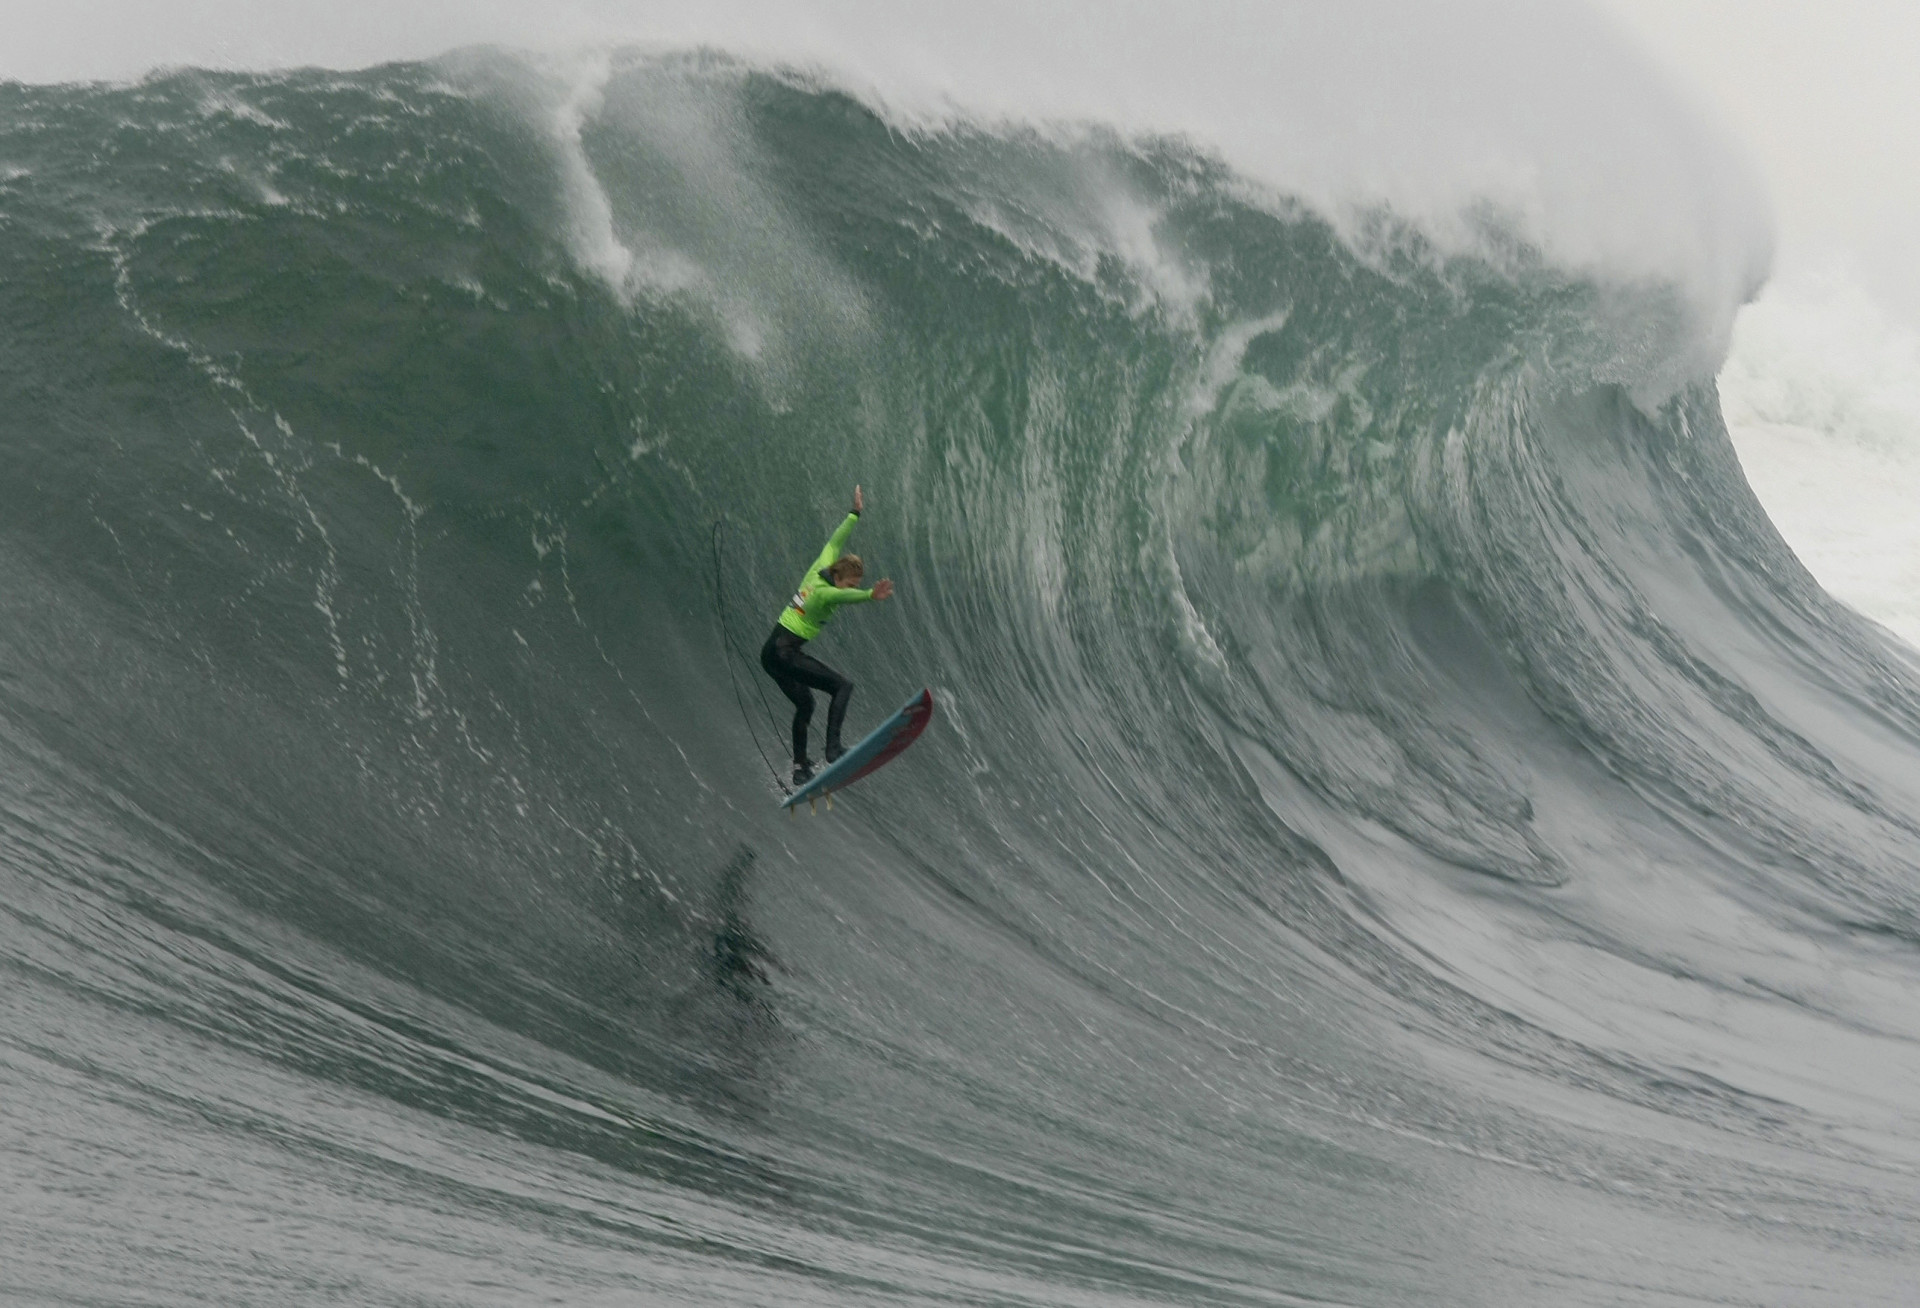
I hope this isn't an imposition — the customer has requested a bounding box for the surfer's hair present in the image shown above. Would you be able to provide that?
[830,554,864,582]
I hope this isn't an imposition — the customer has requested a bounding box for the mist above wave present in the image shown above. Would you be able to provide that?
[1723,271,1920,646]
[16,0,1772,354]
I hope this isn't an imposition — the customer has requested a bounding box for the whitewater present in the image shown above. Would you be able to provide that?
[3,9,1919,1306]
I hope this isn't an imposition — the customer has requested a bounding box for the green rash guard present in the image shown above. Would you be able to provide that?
[777,512,874,640]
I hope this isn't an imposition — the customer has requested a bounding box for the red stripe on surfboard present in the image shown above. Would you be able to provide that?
[837,688,933,788]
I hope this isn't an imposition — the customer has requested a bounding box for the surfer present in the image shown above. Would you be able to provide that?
[761,485,894,786]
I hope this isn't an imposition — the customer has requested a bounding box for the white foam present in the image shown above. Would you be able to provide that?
[628,0,1771,344]
[938,162,1208,325]
[13,1,1772,344]
[538,50,639,297]
[1721,272,1920,648]
[195,87,290,130]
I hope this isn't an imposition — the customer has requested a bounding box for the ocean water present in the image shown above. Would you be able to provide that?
[2,46,1918,1308]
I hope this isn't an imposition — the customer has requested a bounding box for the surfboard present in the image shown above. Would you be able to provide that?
[782,689,934,811]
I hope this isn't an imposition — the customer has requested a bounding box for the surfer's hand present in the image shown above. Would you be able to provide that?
[853,484,863,514]
[873,578,894,600]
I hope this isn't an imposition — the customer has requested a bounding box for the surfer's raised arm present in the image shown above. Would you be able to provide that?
[848,484,890,595]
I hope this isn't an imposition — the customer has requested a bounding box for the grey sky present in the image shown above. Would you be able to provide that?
[1600,0,1920,320]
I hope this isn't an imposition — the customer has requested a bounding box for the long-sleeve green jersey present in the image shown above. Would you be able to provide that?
[777,512,874,640]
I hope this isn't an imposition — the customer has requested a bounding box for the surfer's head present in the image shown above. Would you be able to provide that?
[830,555,864,586]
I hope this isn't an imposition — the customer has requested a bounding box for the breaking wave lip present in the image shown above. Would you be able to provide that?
[0,48,1915,1307]
[479,3,1773,363]
[11,0,1777,340]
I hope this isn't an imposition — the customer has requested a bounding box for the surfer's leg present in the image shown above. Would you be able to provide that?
[761,629,818,763]
[781,648,853,759]
[783,683,814,762]
[762,628,852,759]
[823,677,854,759]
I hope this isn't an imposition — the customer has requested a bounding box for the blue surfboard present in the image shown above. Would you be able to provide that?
[782,689,934,811]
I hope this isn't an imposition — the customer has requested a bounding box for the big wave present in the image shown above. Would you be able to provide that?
[2,47,1918,1307]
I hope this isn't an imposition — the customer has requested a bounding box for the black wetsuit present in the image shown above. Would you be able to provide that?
[760,626,853,763]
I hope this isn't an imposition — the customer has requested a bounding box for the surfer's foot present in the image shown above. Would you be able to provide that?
[792,760,815,786]
[824,742,844,765]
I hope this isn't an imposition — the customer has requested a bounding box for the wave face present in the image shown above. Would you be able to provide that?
[4,55,1920,1306]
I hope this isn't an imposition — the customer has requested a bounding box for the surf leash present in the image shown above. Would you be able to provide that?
[711,519,792,795]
